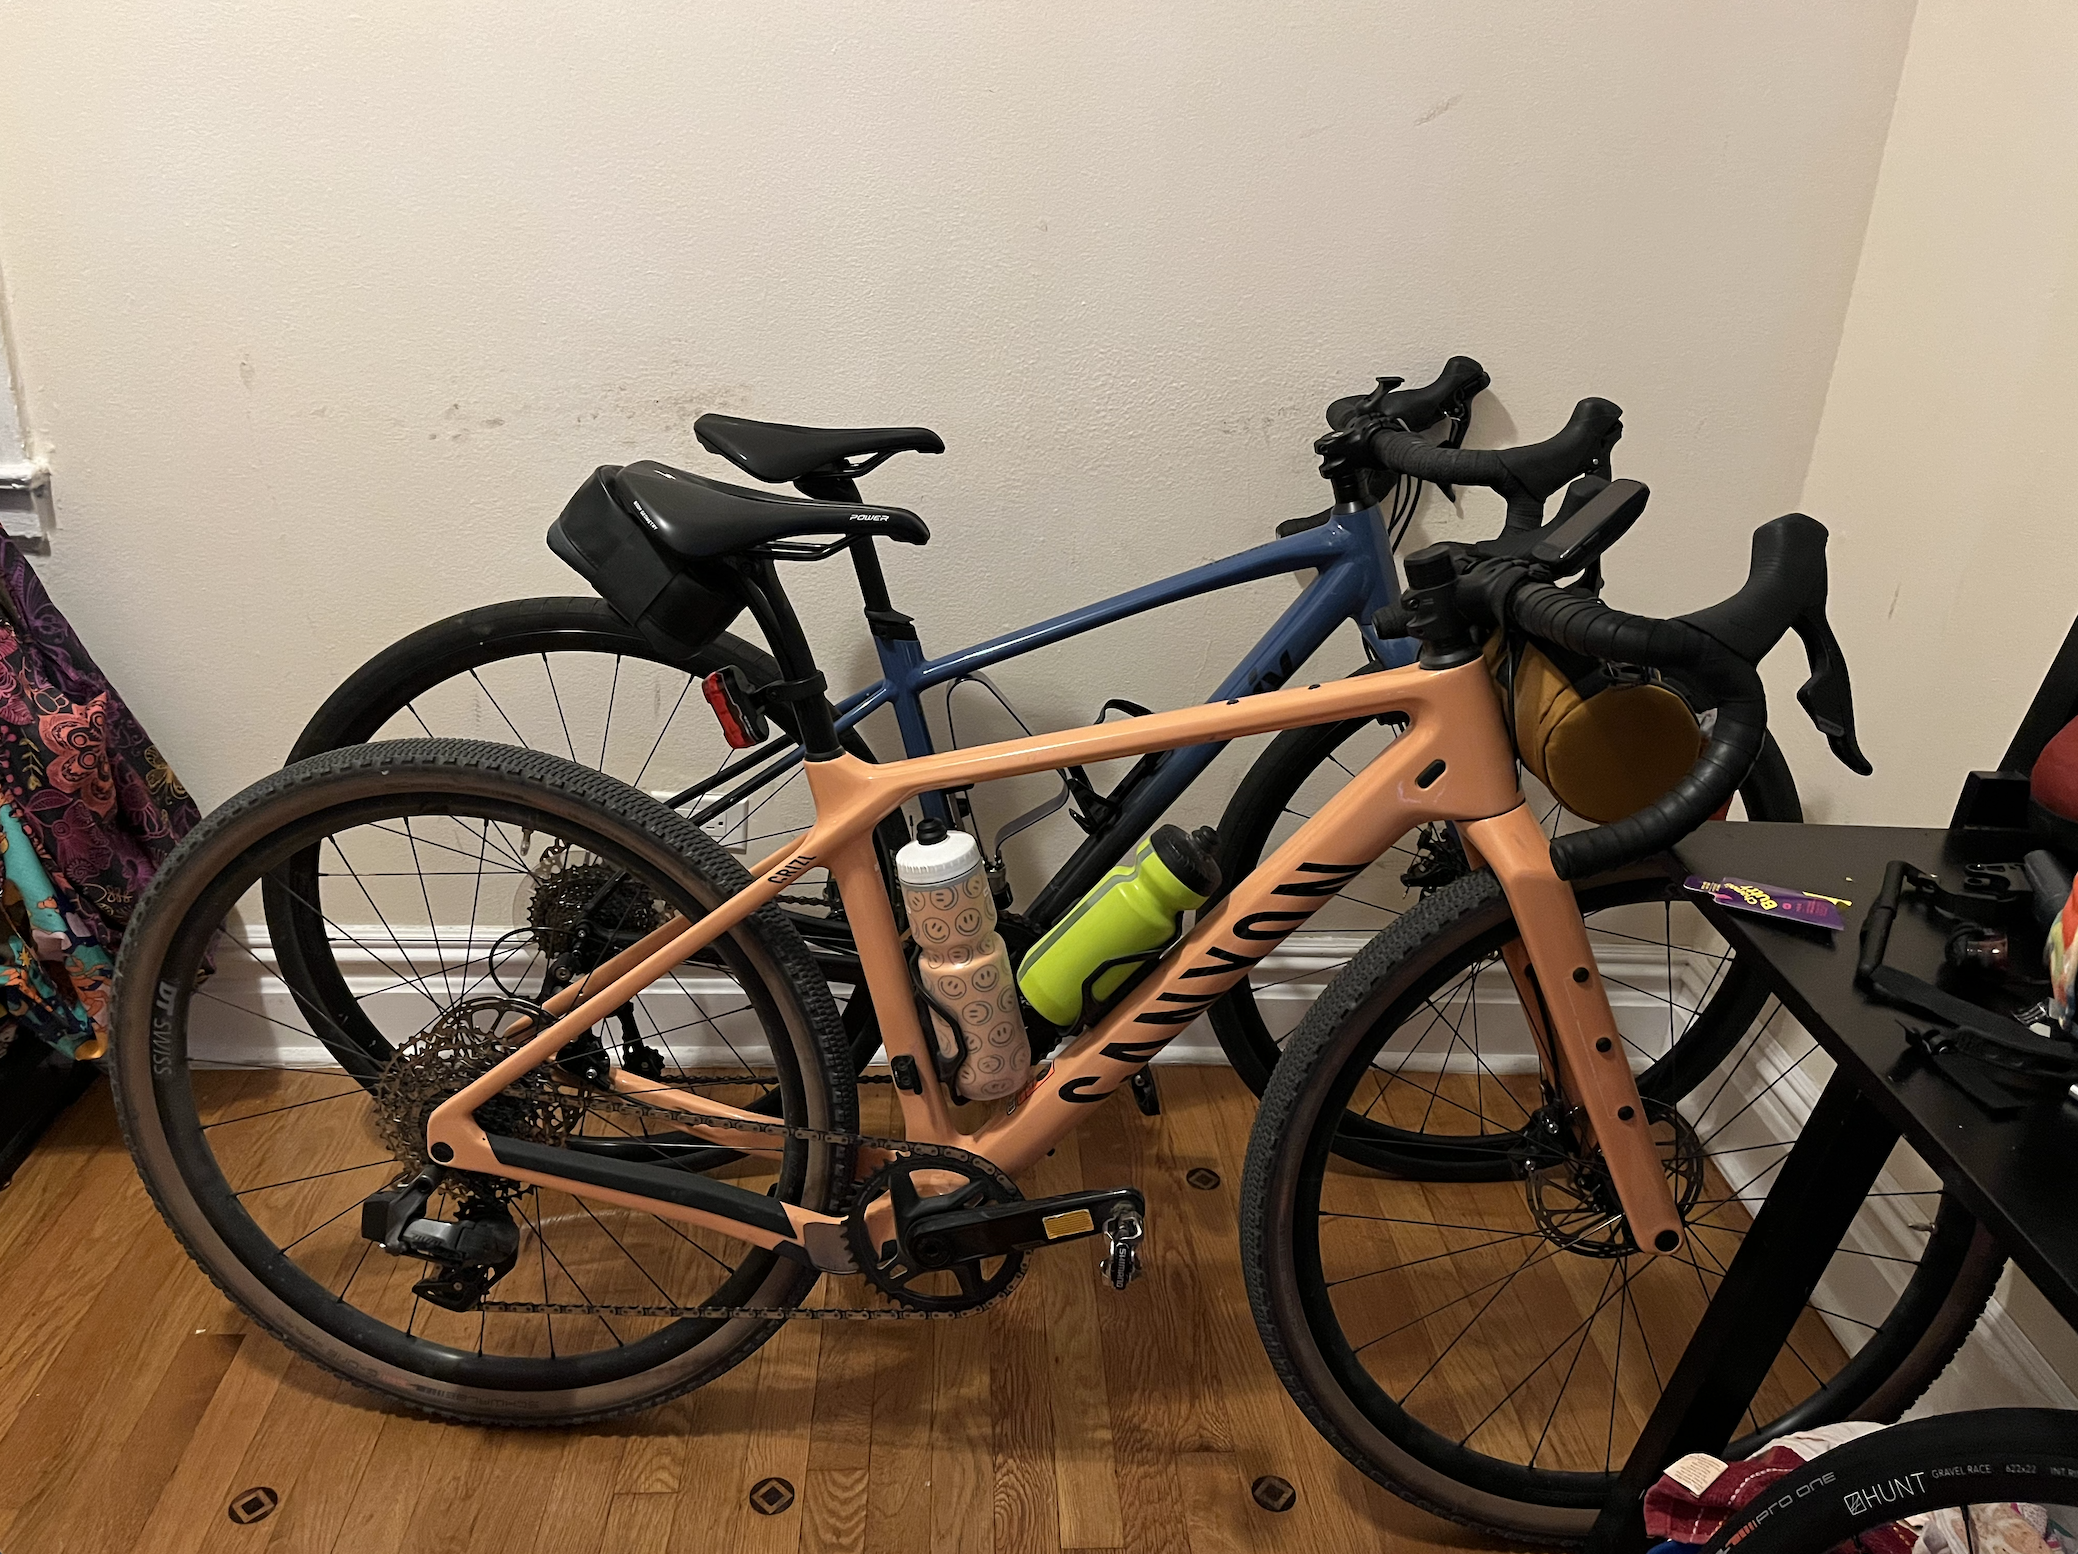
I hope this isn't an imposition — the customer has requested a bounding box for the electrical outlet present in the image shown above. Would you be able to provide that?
[655,792,749,852]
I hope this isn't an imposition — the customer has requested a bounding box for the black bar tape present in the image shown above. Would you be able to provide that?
[1495,577,1766,880]
[1368,429,1508,488]
[1365,397,1620,511]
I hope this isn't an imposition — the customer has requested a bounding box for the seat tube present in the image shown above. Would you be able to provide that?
[865,632,954,822]
[734,556,843,761]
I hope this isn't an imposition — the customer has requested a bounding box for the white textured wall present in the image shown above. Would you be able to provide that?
[0,347,25,470]
[1790,0,2078,826]
[0,1,1913,818]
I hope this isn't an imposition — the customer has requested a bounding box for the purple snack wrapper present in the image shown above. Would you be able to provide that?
[1681,875,1847,932]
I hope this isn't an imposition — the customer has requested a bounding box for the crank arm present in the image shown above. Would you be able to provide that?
[905,1186,1146,1270]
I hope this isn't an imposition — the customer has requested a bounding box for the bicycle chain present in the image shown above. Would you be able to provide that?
[475,1077,1030,1324]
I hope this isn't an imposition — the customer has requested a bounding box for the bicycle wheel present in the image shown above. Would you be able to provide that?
[1697,1410,2078,1554]
[113,739,856,1425]
[1240,867,2002,1546]
[294,597,790,793]
[1209,701,1800,1165]
[284,595,881,1064]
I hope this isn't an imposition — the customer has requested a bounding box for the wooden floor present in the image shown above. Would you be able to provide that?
[0,1065,1517,1554]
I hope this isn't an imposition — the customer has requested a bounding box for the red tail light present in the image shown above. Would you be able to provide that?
[701,668,769,750]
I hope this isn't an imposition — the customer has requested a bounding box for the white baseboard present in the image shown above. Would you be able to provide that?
[190,925,1681,1073]
[1909,1284,2078,1414]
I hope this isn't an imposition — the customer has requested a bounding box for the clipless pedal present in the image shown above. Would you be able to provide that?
[1099,1202,1145,1290]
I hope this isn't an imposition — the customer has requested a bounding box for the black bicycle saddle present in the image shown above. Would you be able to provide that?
[610,461,930,559]
[694,413,945,485]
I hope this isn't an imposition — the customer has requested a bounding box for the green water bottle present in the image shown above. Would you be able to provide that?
[1017,824,1221,1029]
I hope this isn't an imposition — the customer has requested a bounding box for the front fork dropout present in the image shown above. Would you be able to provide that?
[1460,806,1687,1256]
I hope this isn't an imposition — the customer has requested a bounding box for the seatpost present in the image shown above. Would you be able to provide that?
[842,536,889,610]
[796,469,917,643]
[731,555,844,761]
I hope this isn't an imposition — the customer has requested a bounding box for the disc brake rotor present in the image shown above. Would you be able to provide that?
[1518,1098,1704,1258]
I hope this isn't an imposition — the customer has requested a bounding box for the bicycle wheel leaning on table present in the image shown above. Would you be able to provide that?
[1207,713,1803,1167]
[1230,449,2000,1544]
[1240,865,2004,1544]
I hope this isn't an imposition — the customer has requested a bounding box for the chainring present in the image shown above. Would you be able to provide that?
[372,996,587,1203]
[1518,1097,1704,1258]
[844,1154,1027,1313]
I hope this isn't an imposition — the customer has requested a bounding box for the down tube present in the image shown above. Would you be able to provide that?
[1023,547,1390,923]
[973,709,1523,1174]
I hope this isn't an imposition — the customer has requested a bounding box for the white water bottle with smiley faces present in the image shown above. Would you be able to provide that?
[896,818,1031,1102]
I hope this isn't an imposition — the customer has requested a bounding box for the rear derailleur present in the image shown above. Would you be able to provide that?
[846,1155,1148,1311]
[552,1012,667,1088]
[359,1169,521,1313]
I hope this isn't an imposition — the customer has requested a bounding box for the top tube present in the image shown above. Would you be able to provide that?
[682,504,1409,826]
[903,505,1405,693]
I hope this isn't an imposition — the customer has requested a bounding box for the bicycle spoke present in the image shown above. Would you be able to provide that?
[202,1084,370,1130]
[1456,1259,1624,1447]
[401,819,453,1004]
[1336,1229,1553,1300]
[597,656,621,771]
[1404,1238,1561,1407]
[1696,1038,1821,1150]
[541,654,579,765]
[235,1159,395,1196]
[467,668,531,749]
[280,1196,367,1255]
[631,677,697,793]
[357,820,532,873]
[516,1194,619,1345]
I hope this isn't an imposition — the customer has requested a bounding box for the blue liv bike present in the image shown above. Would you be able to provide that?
[281,358,1801,1159]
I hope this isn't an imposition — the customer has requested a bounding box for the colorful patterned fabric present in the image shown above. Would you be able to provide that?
[0,533,196,1053]
[1920,1502,2063,1554]
[0,800,112,1056]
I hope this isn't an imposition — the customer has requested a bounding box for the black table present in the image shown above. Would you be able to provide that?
[1590,820,2078,1550]
[1680,820,2078,1329]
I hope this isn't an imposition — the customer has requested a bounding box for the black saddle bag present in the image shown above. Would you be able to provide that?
[547,466,746,659]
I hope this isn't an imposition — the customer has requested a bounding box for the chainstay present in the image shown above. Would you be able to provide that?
[476,1078,1028,1323]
